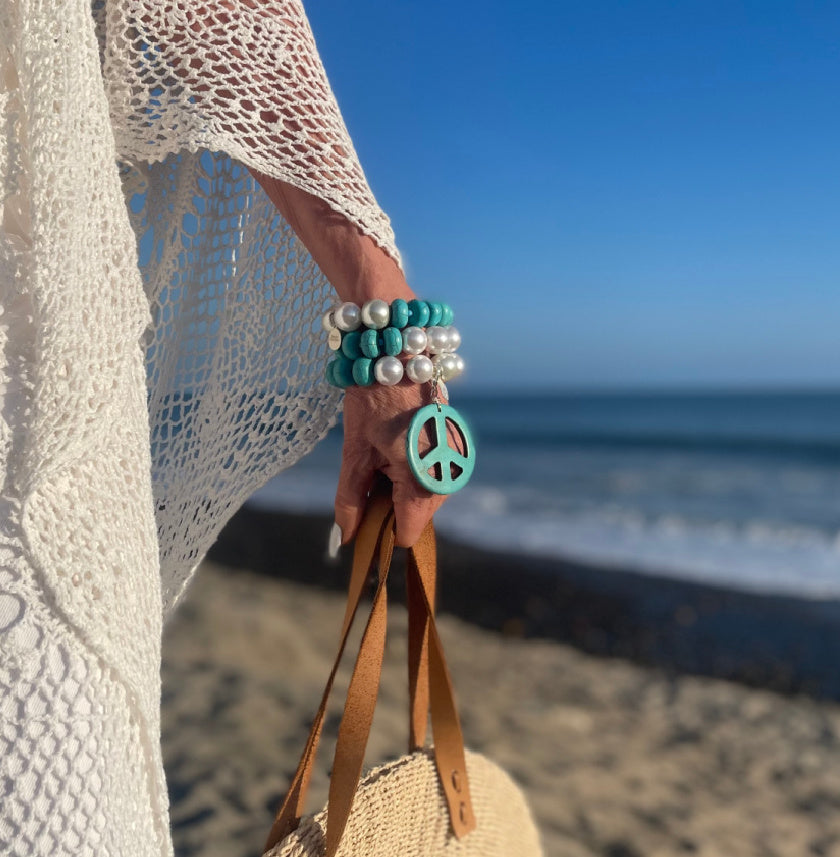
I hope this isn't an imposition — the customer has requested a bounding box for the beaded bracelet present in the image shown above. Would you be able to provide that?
[321,298,475,496]
[322,298,455,334]
[325,329,464,388]
[323,300,465,389]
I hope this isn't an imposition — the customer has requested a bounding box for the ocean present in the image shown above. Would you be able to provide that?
[249,390,840,600]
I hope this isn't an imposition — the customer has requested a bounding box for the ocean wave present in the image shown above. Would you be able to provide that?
[437,487,840,600]
[470,427,840,464]
[249,474,840,601]
[246,396,840,601]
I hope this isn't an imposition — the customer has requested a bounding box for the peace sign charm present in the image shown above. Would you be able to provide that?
[406,404,476,495]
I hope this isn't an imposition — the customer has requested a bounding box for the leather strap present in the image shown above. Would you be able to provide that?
[408,522,476,838]
[406,530,432,750]
[263,491,393,851]
[263,491,475,855]
[324,522,395,855]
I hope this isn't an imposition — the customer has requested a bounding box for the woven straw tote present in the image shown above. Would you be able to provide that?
[262,488,543,857]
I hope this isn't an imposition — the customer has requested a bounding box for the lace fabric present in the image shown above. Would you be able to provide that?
[101,0,399,611]
[0,1,399,853]
[127,152,344,613]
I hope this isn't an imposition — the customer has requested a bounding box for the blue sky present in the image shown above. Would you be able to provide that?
[305,1,840,390]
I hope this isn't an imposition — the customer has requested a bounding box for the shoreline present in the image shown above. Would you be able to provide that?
[209,504,840,700]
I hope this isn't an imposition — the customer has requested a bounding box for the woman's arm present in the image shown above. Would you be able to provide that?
[251,173,451,548]
[247,178,410,305]
[165,2,449,547]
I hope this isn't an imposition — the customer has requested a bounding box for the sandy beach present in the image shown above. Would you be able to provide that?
[162,508,840,857]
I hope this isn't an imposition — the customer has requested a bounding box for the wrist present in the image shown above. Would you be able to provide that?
[331,235,416,305]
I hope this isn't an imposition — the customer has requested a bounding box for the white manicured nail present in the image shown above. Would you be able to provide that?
[327,522,342,560]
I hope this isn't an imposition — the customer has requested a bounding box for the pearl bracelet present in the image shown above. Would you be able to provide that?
[323,299,476,495]
[323,299,465,388]
[322,298,455,334]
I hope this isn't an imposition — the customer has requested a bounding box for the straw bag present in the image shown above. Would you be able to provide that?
[262,489,543,857]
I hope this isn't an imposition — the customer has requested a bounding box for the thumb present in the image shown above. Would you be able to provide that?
[390,475,447,548]
[335,447,375,545]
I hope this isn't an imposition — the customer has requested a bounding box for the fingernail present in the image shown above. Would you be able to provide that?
[327,522,343,560]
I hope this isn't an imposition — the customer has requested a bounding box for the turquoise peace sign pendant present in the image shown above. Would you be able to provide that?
[406,404,476,495]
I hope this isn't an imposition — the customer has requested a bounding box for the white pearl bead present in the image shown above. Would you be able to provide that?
[432,353,459,381]
[374,355,404,386]
[426,326,450,354]
[405,355,434,384]
[322,309,337,331]
[445,326,461,352]
[402,326,427,355]
[361,299,391,329]
[335,302,362,331]
[450,354,465,379]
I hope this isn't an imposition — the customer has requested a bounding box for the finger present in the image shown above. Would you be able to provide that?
[335,446,376,545]
[388,471,447,548]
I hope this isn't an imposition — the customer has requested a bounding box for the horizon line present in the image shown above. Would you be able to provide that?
[457,382,840,397]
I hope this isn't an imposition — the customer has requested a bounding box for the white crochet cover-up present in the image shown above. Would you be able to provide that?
[0,1,399,854]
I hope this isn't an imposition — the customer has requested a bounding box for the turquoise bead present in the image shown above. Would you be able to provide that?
[341,330,363,360]
[352,357,374,386]
[407,299,430,327]
[440,304,454,326]
[427,301,443,326]
[360,328,382,358]
[390,299,410,329]
[325,360,338,386]
[382,327,403,356]
[334,357,355,388]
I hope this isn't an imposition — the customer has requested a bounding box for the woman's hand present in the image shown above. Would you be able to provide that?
[249,172,453,546]
[335,382,449,548]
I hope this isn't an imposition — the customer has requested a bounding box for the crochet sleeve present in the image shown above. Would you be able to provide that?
[103,0,400,263]
[98,1,405,608]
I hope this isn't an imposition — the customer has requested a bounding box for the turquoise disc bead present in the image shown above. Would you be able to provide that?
[382,327,403,356]
[352,356,374,386]
[427,301,443,326]
[407,299,430,327]
[390,298,410,329]
[440,304,454,326]
[406,404,476,495]
[341,330,363,360]
[334,357,355,388]
[360,328,382,358]
[325,360,338,386]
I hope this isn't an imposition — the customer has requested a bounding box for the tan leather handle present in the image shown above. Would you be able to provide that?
[263,492,475,855]
[408,521,476,838]
[407,542,432,751]
[263,491,393,851]
[323,521,395,855]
